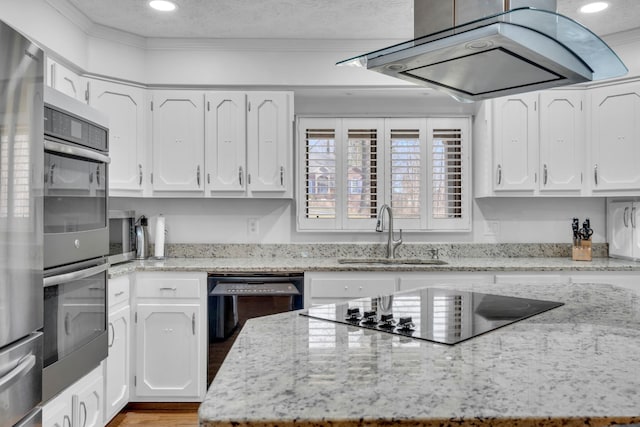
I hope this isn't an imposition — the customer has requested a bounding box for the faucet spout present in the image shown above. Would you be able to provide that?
[375,204,402,258]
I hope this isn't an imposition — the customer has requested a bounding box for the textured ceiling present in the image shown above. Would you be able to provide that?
[65,0,640,39]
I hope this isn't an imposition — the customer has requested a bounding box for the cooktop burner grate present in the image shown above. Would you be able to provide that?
[300,287,564,345]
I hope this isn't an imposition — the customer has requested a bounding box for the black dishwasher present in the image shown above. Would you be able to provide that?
[207,273,304,384]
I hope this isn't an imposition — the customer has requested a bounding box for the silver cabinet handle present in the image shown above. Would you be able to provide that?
[80,401,87,427]
[64,312,71,336]
[139,164,143,186]
[632,207,637,229]
[280,166,284,186]
[50,163,56,184]
[197,165,201,187]
[594,164,598,186]
[159,287,177,291]
[543,164,548,185]
[114,291,124,297]
[96,164,101,186]
[63,415,71,427]
[108,322,115,347]
[192,313,196,335]
[207,173,210,184]
[89,171,94,184]
[239,166,243,186]
[624,207,630,228]
[497,164,502,186]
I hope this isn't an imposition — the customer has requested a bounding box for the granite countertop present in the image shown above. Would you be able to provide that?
[198,282,640,427]
[108,256,640,278]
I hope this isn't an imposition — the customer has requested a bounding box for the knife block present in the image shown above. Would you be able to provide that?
[572,239,592,261]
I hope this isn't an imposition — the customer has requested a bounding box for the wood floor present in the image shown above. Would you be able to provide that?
[106,404,199,427]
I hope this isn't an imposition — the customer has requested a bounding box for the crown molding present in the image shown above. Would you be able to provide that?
[603,27,640,47]
[44,0,92,32]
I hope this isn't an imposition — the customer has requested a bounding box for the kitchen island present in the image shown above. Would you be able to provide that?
[198,282,640,427]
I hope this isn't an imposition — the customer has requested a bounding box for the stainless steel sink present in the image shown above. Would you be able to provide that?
[337,258,448,265]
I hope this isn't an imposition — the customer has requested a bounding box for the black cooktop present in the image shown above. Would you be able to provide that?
[300,287,564,345]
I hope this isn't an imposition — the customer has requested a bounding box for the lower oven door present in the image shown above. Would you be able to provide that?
[43,258,108,401]
[0,332,43,427]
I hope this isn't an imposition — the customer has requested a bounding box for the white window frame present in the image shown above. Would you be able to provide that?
[296,117,471,232]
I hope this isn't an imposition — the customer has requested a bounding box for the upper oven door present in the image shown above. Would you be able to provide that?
[44,140,109,268]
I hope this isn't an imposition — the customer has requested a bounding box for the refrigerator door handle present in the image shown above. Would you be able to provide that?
[0,354,36,391]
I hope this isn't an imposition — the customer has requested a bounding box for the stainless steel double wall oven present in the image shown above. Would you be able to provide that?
[42,88,110,402]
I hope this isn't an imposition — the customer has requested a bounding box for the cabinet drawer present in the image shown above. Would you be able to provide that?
[108,276,130,308]
[311,278,395,298]
[136,274,203,299]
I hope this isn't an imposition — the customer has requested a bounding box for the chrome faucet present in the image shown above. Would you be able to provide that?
[375,204,402,259]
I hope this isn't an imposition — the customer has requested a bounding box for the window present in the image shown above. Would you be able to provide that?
[297,117,470,231]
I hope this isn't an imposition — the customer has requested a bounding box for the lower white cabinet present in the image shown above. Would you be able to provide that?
[104,275,131,424]
[43,366,104,427]
[306,272,397,305]
[132,272,206,402]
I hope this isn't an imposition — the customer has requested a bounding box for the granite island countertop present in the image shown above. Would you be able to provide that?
[109,256,640,278]
[198,282,640,427]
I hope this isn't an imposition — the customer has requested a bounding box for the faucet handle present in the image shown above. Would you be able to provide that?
[429,248,440,260]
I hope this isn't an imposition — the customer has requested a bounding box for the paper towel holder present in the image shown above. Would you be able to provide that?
[152,214,166,260]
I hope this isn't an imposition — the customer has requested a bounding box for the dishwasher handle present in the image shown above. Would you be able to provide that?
[209,281,301,296]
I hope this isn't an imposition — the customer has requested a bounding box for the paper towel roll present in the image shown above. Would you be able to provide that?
[154,214,165,258]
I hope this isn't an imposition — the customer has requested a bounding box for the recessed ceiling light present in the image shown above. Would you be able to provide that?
[579,2,609,14]
[149,0,176,12]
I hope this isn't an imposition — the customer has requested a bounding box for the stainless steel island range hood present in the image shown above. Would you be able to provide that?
[338,0,627,102]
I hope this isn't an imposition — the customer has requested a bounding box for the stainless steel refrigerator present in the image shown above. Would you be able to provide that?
[0,19,44,427]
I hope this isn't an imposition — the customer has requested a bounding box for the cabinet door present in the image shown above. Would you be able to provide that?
[152,91,204,192]
[608,201,633,259]
[204,92,246,195]
[591,83,640,191]
[105,304,130,422]
[246,92,292,196]
[539,91,584,192]
[135,304,201,398]
[42,393,71,427]
[74,369,103,427]
[47,58,86,103]
[90,80,146,194]
[493,94,538,192]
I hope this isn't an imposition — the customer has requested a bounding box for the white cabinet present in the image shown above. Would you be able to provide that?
[246,92,293,197]
[306,272,397,306]
[89,79,146,196]
[607,201,640,260]
[538,91,584,193]
[205,92,246,195]
[492,93,538,193]
[590,82,640,193]
[204,91,293,198]
[489,90,585,195]
[151,91,205,193]
[103,275,131,424]
[47,58,87,103]
[43,366,104,427]
[132,272,206,402]
[398,272,494,291]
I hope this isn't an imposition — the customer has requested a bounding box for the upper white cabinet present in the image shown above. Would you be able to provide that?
[151,91,205,193]
[204,91,293,198]
[590,81,640,193]
[205,92,247,195]
[489,90,585,196]
[46,57,87,103]
[538,91,585,193]
[246,92,293,197]
[492,93,538,193]
[89,79,147,196]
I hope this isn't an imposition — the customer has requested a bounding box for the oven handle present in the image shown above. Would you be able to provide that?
[43,262,109,288]
[0,354,36,391]
[44,139,111,164]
